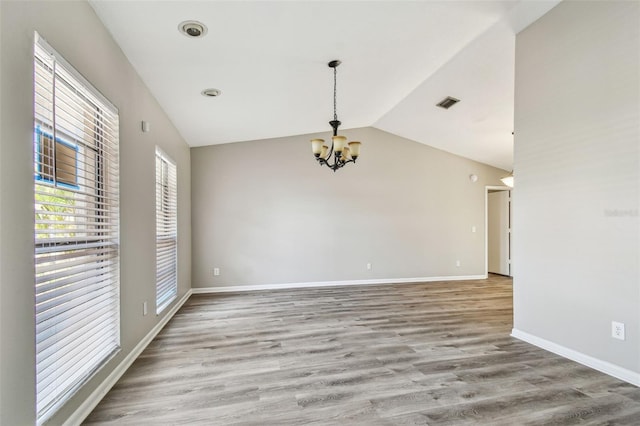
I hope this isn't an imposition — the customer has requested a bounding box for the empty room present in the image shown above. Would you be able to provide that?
[0,0,638,425]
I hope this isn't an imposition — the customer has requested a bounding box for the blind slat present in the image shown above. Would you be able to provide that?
[36,294,117,341]
[37,309,118,370]
[37,309,118,369]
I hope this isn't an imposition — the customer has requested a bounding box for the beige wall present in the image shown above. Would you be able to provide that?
[0,1,191,424]
[191,127,506,288]
[513,0,639,375]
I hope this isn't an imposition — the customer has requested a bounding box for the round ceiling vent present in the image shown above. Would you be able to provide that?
[201,88,222,97]
[178,20,207,38]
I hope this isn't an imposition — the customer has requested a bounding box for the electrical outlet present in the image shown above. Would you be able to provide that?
[612,321,625,340]
[366,263,372,271]
[143,301,148,316]
[213,267,220,276]
[471,226,476,233]
[456,260,461,267]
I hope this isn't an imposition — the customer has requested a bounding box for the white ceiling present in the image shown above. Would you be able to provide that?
[89,0,560,170]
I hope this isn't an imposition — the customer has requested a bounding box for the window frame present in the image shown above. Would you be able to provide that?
[33,32,121,425]
[155,147,178,314]
[35,126,80,190]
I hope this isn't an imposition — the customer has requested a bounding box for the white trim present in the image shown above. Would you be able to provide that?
[63,289,193,426]
[511,328,640,387]
[192,275,486,294]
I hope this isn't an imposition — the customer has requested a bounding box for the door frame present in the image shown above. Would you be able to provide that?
[485,185,511,277]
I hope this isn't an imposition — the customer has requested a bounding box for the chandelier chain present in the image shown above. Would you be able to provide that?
[333,66,338,122]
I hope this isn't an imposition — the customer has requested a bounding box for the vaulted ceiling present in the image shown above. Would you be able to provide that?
[89,0,560,170]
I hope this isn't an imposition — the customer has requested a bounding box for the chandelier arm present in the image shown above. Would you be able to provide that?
[316,155,345,172]
[324,141,334,161]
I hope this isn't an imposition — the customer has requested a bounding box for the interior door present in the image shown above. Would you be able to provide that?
[488,190,511,275]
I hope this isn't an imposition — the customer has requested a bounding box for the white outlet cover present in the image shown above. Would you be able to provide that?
[612,321,625,341]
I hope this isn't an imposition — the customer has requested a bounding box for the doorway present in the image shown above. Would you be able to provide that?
[486,186,511,276]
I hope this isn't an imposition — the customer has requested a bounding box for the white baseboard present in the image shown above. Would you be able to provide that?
[63,289,193,426]
[192,275,487,294]
[511,328,640,387]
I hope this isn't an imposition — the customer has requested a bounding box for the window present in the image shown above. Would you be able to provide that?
[35,127,79,188]
[155,147,177,314]
[33,33,120,423]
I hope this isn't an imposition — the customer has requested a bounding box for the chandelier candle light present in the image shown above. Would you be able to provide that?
[311,60,361,172]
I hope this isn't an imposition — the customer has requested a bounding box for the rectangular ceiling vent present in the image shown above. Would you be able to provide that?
[436,96,460,109]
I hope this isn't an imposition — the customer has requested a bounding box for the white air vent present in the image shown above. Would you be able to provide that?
[436,96,460,109]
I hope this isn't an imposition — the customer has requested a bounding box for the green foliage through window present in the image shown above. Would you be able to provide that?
[34,184,76,239]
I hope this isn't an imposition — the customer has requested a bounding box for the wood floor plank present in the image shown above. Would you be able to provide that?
[84,276,640,425]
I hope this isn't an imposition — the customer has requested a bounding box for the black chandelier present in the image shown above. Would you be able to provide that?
[311,60,361,172]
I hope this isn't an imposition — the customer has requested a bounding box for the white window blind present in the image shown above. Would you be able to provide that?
[155,147,177,314]
[33,33,120,423]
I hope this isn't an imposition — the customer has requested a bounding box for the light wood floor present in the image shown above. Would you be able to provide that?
[84,275,640,425]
